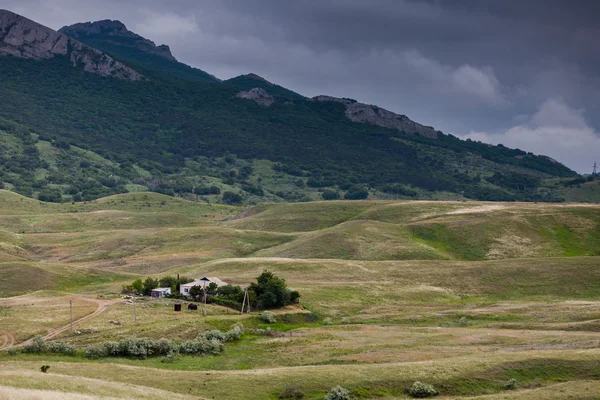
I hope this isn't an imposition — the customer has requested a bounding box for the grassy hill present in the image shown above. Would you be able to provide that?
[0,196,599,398]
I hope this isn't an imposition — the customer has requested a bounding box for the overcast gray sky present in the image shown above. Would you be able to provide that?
[2,0,599,173]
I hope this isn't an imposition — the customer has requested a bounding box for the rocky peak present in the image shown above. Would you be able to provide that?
[312,95,437,138]
[235,88,275,106]
[0,9,142,80]
[60,20,176,61]
[60,20,129,37]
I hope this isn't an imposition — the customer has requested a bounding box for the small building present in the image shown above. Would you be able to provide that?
[151,287,171,298]
[180,277,228,296]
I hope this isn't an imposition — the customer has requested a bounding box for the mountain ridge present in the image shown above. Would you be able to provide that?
[59,19,177,61]
[0,9,584,204]
[0,9,142,80]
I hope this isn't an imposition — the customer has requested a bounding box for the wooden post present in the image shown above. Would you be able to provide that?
[69,300,73,334]
[133,298,137,326]
[203,280,207,317]
[240,288,248,314]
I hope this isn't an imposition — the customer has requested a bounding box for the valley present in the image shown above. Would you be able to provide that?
[1,191,599,399]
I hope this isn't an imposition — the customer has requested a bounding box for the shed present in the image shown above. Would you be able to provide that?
[151,287,171,298]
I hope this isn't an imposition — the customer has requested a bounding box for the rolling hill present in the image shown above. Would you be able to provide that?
[0,193,599,399]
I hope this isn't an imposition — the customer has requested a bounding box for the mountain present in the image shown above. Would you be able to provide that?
[59,19,219,82]
[0,10,141,80]
[0,10,582,204]
[225,73,304,100]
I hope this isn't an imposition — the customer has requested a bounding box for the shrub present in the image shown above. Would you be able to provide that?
[152,338,179,355]
[161,351,180,363]
[222,191,243,205]
[22,336,47,354]
[279,383,304,399]
[179,336,223,356]
[262,310,277,324]
[5,347,17,356]
[103,341,120,356]
[503,378,517,390]
[322,190,340,200]
[343,185,369,200]
[323,317,332,325]
[205,330,227,342]
[40,365,50,373]
[84,343,107,359]
[223,325,243,341]
[458,316,470,327]
[324,386,351,400]
[48,342,76,356]
[406,381,437,398]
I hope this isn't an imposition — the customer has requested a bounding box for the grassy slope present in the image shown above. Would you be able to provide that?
[0,196,600,399]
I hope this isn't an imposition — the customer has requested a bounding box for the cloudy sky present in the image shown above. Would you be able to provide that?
[3,0,599,173]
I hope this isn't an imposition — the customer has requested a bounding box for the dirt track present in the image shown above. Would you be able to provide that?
[0,330,14,350]
[12,296,119,348]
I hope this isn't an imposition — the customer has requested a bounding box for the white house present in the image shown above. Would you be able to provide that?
[151,287,171,298]
[180,277,228,296]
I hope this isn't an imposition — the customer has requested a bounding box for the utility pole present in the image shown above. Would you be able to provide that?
[69,300,73,335]
[593,162,597,178]
[201,277,210,317]
[240,288,248,315]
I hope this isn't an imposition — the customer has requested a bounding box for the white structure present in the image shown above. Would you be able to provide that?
[180,277,228,296]
[151,287,171,298]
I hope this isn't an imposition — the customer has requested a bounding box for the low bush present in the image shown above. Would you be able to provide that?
[48,342,76,356]
[262,310,277,323]
[406,381,437,398]
[324,386,351,400]
[503,378,518,390]
[40,365,50,373]
[22,336,47,354]
[84,344,107,360]
[279,383,304,399]
[83,326,242,360]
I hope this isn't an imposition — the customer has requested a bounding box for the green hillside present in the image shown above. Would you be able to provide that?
[0,14,591,205]
[1,196,600,399]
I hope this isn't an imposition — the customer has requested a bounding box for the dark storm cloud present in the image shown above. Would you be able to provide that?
[1,0,599,172]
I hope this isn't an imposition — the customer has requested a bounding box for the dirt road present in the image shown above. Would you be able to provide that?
[12,296,119,348]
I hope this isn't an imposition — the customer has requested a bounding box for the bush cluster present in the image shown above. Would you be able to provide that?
[84,326,242,360]
[21,336,47,354]
[406,381,437,398]
[324,386,351,400]
[20,337,76,356]
[261,311,277,324]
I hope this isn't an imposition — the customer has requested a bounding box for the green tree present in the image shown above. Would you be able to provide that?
[188,285,204,301]
[321,190,340,200]
[142,277,159,296]
[344,185,369,200]
[250,270,297,309]
[222,191,243,205]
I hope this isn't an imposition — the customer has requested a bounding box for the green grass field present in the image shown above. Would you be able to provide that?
[1,192,599,399]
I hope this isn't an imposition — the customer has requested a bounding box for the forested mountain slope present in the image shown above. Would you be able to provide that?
[0,10,584,204]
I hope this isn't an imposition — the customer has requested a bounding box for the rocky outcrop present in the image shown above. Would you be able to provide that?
[0,10,142,80]
[236,88,275,106]
[60,20,176,61]
[312,95,438,138]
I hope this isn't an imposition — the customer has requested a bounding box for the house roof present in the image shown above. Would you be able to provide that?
[152,287,170,291]
[180,277,228,288]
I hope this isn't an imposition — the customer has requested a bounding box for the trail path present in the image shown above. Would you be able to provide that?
[0,330,14,350]
[14,296,119,348]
